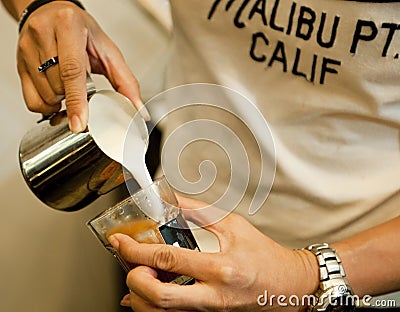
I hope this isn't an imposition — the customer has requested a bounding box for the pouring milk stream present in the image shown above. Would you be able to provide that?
[88,90,164,221]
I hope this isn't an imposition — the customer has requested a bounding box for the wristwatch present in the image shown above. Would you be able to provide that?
[305,243,356,312]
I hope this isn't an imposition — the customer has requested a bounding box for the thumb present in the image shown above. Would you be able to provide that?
[108,233,137,253]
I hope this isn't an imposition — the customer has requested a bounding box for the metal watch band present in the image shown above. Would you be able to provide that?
[306,243,347,284]
[305,243,355,312]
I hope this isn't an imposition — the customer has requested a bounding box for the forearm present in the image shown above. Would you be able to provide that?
[333,215,400,297]
[1,0,32,19]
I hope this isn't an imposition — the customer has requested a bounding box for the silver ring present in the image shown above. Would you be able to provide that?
[38,56,59,72]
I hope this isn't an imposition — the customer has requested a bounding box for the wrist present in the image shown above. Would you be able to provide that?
[296,249,320,295]
[293,249,320,311]
[18,0,85,32]
[2,0,33,19]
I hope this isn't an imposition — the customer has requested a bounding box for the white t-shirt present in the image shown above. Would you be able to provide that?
[158,0,400,248]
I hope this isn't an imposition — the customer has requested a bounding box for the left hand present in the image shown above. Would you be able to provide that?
[16,1,147,133]
[108,196,319,312]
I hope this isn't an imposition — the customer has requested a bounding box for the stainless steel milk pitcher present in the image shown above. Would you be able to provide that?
[19,74,125,211]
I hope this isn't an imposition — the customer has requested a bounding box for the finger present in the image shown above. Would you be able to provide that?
[124,267,165,311]
[128,291,164,312]
[120,293,130,307]
[99,40,151,121]
[36,40,65,99]
[55,13,88,133]
[108,233,219,281]
[18,58,61,115]
[128,291,195,312]
[43,63,65,101]
[18,37,62,107]
[31,18,64,98]
[129,294,163,312]
[127,266,216,310]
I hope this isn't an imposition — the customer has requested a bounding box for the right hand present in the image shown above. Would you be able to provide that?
[17,1,148,132]
[109,196,319,312]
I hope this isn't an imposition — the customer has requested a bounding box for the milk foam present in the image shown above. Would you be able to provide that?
[88,90,164,220]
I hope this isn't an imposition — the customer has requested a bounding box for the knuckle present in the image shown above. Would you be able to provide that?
[126,269,137,285]
[218,263,244,285]
[25,15,49,36]
[27,101,59,115]
[60,59,85,82]
[26,101,41,113]
[218,264,236,284]
[23,95,42,113]
[151,288,176,309]
[152,246,178,272]
[126,270,175,309]
[54,6,81,23]
[17,36,30,55]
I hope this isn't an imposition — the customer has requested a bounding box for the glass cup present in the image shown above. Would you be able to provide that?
[87,176,199,285]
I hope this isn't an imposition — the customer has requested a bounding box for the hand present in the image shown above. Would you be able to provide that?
[108,196,319,312]
[17,1,149,132]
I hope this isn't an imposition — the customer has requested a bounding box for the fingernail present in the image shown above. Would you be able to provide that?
[120,294,130,306]
[69,115,85,133]
[136,100,151,121]
[108,234,119,250]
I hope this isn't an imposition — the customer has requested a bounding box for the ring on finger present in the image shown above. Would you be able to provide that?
[38,56,59,72]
